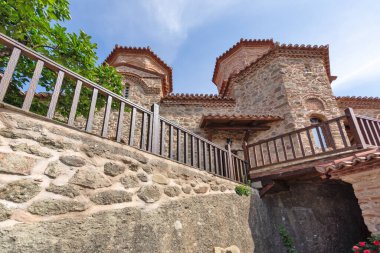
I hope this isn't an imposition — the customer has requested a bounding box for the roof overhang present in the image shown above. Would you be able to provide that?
[200,114,282,131]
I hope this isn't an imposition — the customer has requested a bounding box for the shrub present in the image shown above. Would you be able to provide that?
[279,225,298,253]
[235,184,251,196]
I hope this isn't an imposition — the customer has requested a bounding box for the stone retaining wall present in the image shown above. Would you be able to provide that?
[0,106,255,252]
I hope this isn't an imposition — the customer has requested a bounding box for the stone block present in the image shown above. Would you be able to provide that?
[120,175,140,188]
[46,184,80,198]
[0,203,11,221]
[0,152,37,176]
[181,185,192,194]
[0,179,41,203]
[142,165,153,174]
[152,174,169,185]
[90,190,132,205]
[137,172,148,182]
[69,167,112,189]
[194,184,209,194]
[44,161,63,179]
[104,162,125,177]
[164,186,181,197]
[10,143,51,158]
[28,199,86,216]
[137,185,161,203]
[210,184,220,191]
[59,155,86,167]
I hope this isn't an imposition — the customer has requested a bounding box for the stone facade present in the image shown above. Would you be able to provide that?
[103,40,380,159]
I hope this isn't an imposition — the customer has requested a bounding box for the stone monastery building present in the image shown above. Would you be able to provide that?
[105,39,380,155]
[1,31,380,252]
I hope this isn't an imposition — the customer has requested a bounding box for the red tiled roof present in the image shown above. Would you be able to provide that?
[212,39,275,84]
[219,42,335,97]
[161,93,235,107]
[315,148,380,179]
[104,45,173,95]
[336,96,380,109]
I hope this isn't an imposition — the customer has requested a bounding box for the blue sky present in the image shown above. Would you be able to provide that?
[66,0,380,97]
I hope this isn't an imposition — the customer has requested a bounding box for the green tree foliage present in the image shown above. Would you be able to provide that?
[0,0,123,118]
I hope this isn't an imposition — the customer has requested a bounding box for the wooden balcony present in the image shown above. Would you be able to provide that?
[244,108,380,195]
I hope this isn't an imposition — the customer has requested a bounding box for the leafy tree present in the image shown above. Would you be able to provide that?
[0,0,123,118]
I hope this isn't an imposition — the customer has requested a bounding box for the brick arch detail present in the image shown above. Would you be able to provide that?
[303,96,326,111]
[124,74,161,95]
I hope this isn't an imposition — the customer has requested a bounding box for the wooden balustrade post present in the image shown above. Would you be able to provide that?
[345,107,367,149]
[227,143,234,180]
[151,103,160,154]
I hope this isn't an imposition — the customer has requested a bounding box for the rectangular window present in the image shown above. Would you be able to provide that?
[124,85,129,98]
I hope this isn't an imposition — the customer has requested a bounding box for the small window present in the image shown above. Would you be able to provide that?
[310,117,322,125]
[310,117,331,149]
[124,85,130,99]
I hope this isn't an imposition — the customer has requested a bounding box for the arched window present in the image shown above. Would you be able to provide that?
[310,116,335,150]
[310,116,326,149]
[124,84,130,99]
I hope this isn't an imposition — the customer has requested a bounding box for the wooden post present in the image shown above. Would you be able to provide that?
[151,103,160,154]
[0,47,21,101]
[227,143,234,180]
[345,107,367,149]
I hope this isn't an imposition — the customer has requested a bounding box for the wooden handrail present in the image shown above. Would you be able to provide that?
[245,110,380,171]
[0,32,247,183]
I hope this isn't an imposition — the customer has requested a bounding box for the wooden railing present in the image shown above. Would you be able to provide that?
[353,114,380,147]
[0,32,248,183]
[245,108,380,170]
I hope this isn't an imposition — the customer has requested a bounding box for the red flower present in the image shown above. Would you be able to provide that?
[353,245,360,250]
[363,250,370,253]
[359,242,366,247]
[374,240,380,246]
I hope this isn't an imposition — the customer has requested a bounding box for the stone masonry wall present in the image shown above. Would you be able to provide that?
[0,106,256,253]
[160,56,343,157]
[280,57,341,129]
[337,165,380,235]
[0,105,371,252]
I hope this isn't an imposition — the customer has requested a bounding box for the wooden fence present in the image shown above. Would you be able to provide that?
[0,32,248,183]
[245,107,380,170]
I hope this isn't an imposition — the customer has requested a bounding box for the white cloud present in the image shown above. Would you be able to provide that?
[141,0,239,39]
